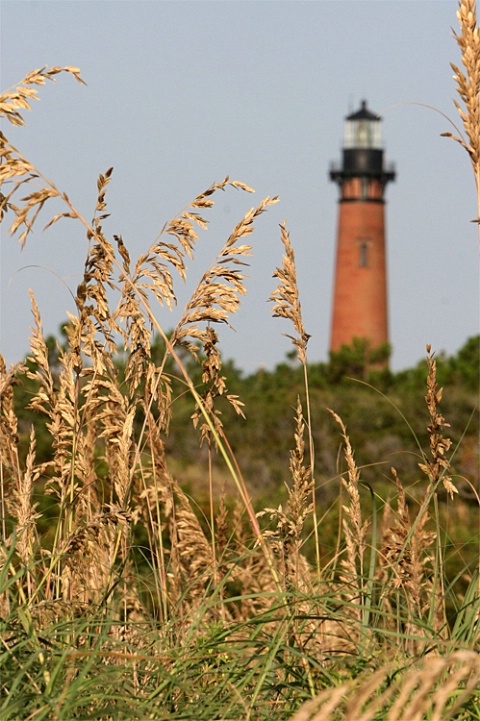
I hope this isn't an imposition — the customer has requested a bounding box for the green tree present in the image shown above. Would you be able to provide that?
[327,338,392,383]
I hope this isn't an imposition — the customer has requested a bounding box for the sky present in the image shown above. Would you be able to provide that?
[1,0,478,375]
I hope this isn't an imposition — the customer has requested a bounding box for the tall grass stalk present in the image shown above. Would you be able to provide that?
[269,221,320,580]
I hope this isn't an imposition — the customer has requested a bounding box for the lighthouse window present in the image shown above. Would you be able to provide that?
[356,120,372,147]
[359,241,369,267]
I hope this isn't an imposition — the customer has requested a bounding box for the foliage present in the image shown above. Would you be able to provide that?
[327,338,392,383]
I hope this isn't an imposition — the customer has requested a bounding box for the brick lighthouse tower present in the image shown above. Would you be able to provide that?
[329,100,395,361]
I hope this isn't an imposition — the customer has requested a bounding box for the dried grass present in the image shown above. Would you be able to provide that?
[0,2,479,714]
[269,222,320,578]
[290,650,480,721]
[378,467,440,654]
[442,0,480,235]
[258,397,313,589]
[328,410,369,622]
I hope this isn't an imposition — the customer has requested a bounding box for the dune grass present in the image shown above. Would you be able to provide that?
[0,2,479,719]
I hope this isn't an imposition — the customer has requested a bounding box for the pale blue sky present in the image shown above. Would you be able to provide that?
[1,0,478,373]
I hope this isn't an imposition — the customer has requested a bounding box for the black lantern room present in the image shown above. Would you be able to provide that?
[330,100,395,186]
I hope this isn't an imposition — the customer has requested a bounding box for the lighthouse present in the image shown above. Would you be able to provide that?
[329,100,395,363]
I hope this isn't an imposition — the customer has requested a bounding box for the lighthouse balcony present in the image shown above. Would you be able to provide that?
[330,153,396,184]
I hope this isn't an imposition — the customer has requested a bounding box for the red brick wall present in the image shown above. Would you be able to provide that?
[330,196,389,352]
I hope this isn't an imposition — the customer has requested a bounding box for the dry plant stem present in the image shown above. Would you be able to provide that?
[0,357,25,549]
[0,464,6,547]
[443,0,480,242]
[379,468,437,654]
[301,362,319,577]
[8,159,282,589]
[290,651,480,721]
[135,289,281,587]
[398,0,479,244]
[141,455,168,623]
[375,348,457,650]
[153,325,282,588]
[269,222,320,578]
[1,69,275,569]
[419,345,457,499]
[208,445,217,581]
[8,187,281,601]
[328,410,369,622]
[141,448,170,622]
[420,345,457,631]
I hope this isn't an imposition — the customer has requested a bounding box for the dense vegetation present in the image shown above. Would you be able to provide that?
[1,2,479,719]
[18,330,479,487]
[13,329,479,607]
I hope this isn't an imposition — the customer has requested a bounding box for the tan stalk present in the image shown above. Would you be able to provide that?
[269,221,320,579]
[328,410,370,627]
[0,356,25,544]
[418,345,457,635]
[3,119,282,586]
[442,0,480,244]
